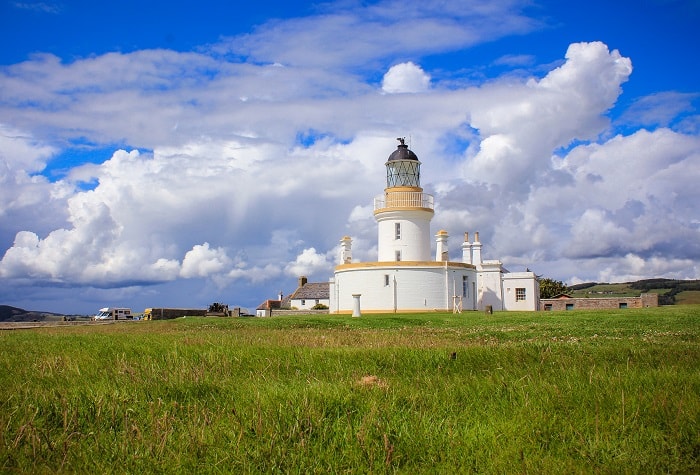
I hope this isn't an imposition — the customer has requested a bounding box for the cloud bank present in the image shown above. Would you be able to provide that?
[0,1,698,312]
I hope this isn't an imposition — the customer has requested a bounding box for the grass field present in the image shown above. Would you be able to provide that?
[677,291,700,305]
[1,307,699,473]
[569,283,643,297]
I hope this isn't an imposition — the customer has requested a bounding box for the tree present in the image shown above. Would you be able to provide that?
[539,278,568,299]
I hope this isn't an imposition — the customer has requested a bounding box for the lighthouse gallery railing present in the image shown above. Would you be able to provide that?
[374,191,434,211]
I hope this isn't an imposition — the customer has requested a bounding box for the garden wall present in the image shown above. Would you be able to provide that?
[540,293,658,311]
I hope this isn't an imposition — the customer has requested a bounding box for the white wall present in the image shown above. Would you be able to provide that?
[376,209,433,262]
[501,272,540,311]
[331,263,476,313]
[477,264,504,311]
[290,298,330,310]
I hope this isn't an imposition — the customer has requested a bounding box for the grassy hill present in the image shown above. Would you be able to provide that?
[567,279,700,305]
[0,305,66,322]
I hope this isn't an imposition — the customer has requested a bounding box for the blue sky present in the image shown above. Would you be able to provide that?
[0,0,698,314]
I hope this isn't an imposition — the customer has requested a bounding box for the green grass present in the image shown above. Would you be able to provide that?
[677,291,700,305]
[568,282,648,298]
[1,307,699,473]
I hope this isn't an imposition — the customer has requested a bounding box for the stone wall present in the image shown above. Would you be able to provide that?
[261,309,329,317]
[540,293,658,311]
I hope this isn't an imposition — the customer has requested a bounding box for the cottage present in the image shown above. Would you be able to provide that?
[288,276,330,310]
[255,299,282,317]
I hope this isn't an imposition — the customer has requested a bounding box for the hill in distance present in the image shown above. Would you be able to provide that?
[0,305,67,322]
[567,278,700,305]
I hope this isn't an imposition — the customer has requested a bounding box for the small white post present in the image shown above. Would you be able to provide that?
[352,294,362,317]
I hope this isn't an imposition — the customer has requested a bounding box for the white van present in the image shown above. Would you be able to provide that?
[92,307,132,321]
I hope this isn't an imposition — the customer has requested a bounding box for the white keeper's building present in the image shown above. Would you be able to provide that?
[328,139,539,314]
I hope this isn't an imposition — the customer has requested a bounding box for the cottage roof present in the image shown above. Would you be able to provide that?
[290,282,330,300]
[280,294,292,308]
[256,299,282,310]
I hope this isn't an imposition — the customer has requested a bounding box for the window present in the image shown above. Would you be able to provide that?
[544,304,552,311]
[301,299,306,306]
[384,274,390,286]
[395,250,401,261]
[395,222,401,240]
[386,161,421,187]
[566,303,574,311]
[619,302,628,309]
[462,276,468,297]
[515,288,526,301]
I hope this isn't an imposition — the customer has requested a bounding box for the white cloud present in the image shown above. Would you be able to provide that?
[493,54,535,67]
[12,2,61,14]
[464,42,633,191]
[382,62,431,93]
[180,243,231,278]
[0,125,66,245]
[618,91,699,129]
[471,126,700,283]
[216,0,540,68]
[0,124,55,173]
[284,248,332,278]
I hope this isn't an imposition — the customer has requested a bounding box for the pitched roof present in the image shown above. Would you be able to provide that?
[280,294,292,308]
[290,282,330,300]
[552,293,573,299]
[256,299,282,310]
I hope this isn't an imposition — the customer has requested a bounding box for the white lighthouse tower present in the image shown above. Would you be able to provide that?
[376,138,434,262]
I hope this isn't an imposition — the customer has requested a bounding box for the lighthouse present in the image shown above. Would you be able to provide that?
[327,139,539,313]
[375,138,434,262]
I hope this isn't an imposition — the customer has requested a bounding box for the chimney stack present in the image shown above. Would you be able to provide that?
[462,232,473,264]
[435,230,449,262]
[472,232,482,265]
[339,236,352,264]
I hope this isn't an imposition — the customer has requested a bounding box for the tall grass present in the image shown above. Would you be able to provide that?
[1,306,698,473]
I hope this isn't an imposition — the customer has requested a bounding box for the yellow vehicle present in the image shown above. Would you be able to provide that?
[142,308,206,320]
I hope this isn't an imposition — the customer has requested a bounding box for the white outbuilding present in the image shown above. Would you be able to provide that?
[328,139,539,314]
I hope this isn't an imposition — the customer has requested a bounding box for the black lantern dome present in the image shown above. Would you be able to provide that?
[387,138,419,162]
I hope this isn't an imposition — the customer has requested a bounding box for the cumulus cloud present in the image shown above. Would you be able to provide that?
[180,243,231,278]
[463,126,700,283]
[464,42,633,192]
[0,125,66,245]
[284,248,332,278]
[382,62,431,93]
